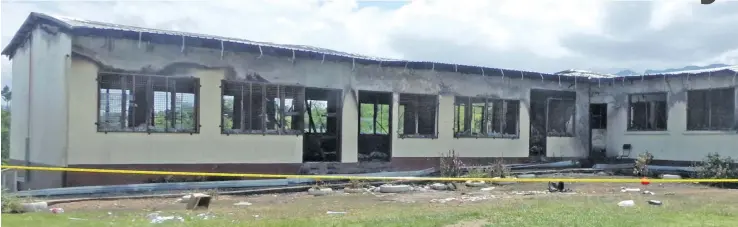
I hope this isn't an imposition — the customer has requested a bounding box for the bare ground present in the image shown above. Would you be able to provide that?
[52,178,726,213]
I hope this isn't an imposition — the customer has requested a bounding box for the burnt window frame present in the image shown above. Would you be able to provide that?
[545,98,576,137]
[397,93,439,139]
[453,96,520,139]
[686,87,736,131]
[589,103,607,130]
[220,80,305,135]
[96,71,201,134]
[627,92,668,131]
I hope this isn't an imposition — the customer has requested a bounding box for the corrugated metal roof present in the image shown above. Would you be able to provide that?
[2,12,736,82]
[554,69,616,79]
[645,65,738,76]
[1,12,569,80]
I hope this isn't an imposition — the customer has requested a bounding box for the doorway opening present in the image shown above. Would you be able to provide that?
[357,91,393,162]
[302,88,343,162]
[529,89,577,159]
[589,103,607,158]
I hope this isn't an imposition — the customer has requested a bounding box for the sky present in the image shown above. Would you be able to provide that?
[2,0,738,89]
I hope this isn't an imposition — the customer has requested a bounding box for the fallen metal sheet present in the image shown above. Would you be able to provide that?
[511,168,604,175]
[12,168,436,197]
[646,165,697,175]
[592,163,633,170]
[465,160,581,170]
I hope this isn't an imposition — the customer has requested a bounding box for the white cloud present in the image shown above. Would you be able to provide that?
[2,0,738,89]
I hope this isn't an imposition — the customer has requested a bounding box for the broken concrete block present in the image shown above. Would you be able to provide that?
[19,202,48,213]
[378,184,412,193]
[617,200,635,207]
[430,183,448,190]
[465,180,487,187]
[185,194,212,210]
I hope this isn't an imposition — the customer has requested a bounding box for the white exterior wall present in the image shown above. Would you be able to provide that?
[64,35,590,165]
[591,72,738,161]
[8,26,72,189]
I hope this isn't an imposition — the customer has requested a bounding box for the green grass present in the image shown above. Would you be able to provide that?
[3,194,737,227]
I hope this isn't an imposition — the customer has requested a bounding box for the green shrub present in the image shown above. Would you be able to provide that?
[489,158,511,178]
[633,151,654,177]
[694,153,738,188]
[440,150,464,177]
[464,167,489,178]
[1,190,24,213]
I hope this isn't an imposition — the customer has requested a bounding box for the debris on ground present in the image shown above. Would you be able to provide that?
[480,187,495,191]
[430,183,449,190]
[647,200,663,206]
[511,191,548,196]
[617,200,635,207]
[49,207,64,214]
[465,180,487,187]
[233,202,252,206]
[185,193,212,210]
[620,187,641,192]
[19,202,48,213]
[147,212,184,224]
[196,213,215,220]
[326,211,347,215]
[548,181,571,192]
[430,194,496,203]
[660,174,682,179]
[307,187,334,196]
[642,190,655,195]
[379,184,412,193]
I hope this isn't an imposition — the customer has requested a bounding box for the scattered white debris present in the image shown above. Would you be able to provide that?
[511,191,548,195]
[196,213,215,220]
[642,190,655,195]
[233,202,252,206]
[620,187,641,192]
[617,200,635,207]
[147,213,184,224]
[326,211,347,215]
[431,198,457,203]
[480,187,495,191]
[68,217,87,221]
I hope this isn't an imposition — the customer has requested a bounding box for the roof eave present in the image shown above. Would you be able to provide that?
[1,12,74,58]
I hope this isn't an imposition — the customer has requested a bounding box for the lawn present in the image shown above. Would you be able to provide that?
[3,182,738,227]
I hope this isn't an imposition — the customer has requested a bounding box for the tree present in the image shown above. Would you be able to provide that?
[1,86,10,161]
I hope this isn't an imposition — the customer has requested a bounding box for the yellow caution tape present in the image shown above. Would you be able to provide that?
[2,165,738,183]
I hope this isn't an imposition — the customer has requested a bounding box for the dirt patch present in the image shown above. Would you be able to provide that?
[47,178,733,213]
